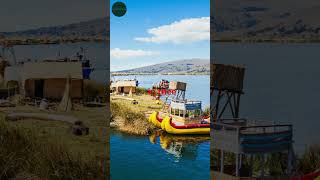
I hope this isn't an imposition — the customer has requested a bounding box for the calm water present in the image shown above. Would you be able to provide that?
[111,75,210,180]
[110,131,210,180]
[214,43,320,154]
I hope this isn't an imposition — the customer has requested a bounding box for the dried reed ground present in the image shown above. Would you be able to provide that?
[110,94,158,135]
[0,105,109,180]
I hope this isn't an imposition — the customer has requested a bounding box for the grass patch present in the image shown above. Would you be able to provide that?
[0,105,109,179]
[110,94,159,135]
[297,144,320,174]
[0,121,106,179]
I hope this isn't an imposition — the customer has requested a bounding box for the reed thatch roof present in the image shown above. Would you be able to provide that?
[111,80,137,88]
[23,62,83,80]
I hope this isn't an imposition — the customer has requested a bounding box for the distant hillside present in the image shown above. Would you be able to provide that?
[213,0,320,41]
[1,17,108,38]
[114,59,210,75]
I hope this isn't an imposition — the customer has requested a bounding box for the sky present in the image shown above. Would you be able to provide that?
[110,0,210,71]
[0,0,107,32]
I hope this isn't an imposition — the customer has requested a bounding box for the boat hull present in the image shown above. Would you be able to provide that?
[149,112,210,135]
[162,117,210,135]
[148,112,162,128]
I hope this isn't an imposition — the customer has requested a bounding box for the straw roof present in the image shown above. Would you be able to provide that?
[23,62,83,80]
[111,80,137,87]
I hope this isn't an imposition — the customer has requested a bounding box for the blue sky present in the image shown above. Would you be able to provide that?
[111,0,210,71]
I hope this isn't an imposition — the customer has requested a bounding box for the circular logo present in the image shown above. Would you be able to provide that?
[112,2,127,17]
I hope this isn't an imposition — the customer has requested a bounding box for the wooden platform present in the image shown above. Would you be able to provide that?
[212,118,293,154]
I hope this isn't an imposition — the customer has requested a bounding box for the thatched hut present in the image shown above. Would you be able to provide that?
[111,80,137,94]
[21,62,83,100]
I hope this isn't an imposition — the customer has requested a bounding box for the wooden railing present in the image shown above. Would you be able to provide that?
[212,118,293,153]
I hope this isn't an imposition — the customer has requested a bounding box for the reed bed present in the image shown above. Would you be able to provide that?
[110,98,157,135]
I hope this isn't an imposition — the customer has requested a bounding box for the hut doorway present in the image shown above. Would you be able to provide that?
[34,79,44,98]
[120,87,124,93]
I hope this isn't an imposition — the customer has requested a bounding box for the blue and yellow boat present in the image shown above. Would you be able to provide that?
[149,99,210,135]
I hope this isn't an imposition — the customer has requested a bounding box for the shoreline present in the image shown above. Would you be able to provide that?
[213,38,320,43]
[111,73,210,76]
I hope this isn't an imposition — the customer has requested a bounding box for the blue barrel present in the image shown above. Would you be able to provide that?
[83,68,92,79]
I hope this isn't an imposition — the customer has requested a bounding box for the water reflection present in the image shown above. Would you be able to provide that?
[149,131,210,162]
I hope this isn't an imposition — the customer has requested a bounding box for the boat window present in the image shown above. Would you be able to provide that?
[175,109,180,116]
[195,109,201,117]
[187,110,195,118]
[179,109,184,117]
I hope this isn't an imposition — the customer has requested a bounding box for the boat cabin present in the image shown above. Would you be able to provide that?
[169,99,202,125]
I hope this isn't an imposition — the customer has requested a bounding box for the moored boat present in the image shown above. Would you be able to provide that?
[149,99,210,135]
[161,116,210,135]
[148,111,163,128]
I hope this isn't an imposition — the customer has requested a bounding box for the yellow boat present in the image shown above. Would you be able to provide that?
[148,99,210,135]
[161,116,210,135]
[149,93,210,135]
[148,111,163,128]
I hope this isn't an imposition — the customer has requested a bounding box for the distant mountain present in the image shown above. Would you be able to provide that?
[115,59,210,74]
[212,0,320,41]
[1,17,108,38]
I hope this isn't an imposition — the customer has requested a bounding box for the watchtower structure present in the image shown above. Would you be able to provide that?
[211,64,245,121]
[169,81,187,100]
[211,63,294,178]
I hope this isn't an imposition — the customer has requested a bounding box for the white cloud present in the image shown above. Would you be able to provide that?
[111,48,159,59]
[135,17,209,44]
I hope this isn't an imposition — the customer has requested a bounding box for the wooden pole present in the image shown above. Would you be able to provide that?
[220,150,224,173]
[235,153,239,176]
[261,154,265,177]
[235,93,241,118]
[214,90,222,121]
[249,155,254,177]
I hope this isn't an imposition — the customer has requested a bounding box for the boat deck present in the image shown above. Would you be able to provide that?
[212,118,293,154]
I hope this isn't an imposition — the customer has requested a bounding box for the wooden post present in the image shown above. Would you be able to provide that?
[235,93,241,118]
[239,154,242,170]
[214,90,222,121]
[261,154,265,177]
[249,155,254,177]
[235,153,239,176]
[287,144,293,175]
[220,150,224,173]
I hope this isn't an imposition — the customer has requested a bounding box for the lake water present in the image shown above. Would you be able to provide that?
[214,43,320,154]
[110,131,210,180]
